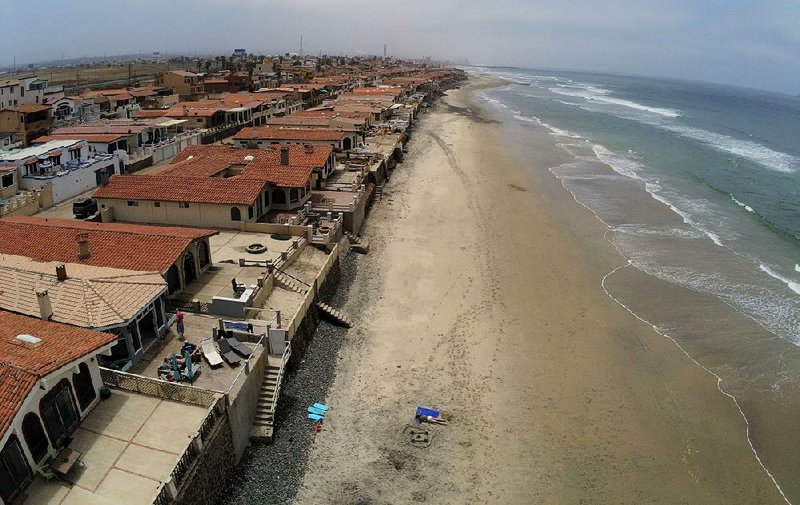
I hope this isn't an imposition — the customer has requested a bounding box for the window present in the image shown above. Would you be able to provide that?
[40,380,79,447]
[0,435,32,504]
[230,207,241,221]
[129,320,142,352]
[72,363,96,411]
[1,173,13,188]
[154,201,161,207]
[289,188,299,202]
[179,202,190,208]
[127,200,139,207]
[22,413,49,463]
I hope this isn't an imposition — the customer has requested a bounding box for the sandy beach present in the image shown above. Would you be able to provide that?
[291,76,786,504]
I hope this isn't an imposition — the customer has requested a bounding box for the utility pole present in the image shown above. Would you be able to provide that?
[300,35,303,58]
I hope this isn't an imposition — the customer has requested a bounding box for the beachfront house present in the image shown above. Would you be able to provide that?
[0,139,123,204]
[0,216,218,296]
[0,255,169,370]
[0,311,116,505]
[94,144,328,229]
[232,126,358,151]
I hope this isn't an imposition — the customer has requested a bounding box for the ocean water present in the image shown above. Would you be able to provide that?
[470,67,800,500]
[471,67,800,347]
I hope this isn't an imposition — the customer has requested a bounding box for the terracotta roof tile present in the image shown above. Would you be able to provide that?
[133,109,171,118]
[94,174,265,205]
[11,104,51,113]
[0,364,38,438]
[34,133,127,144]
[0,254,167,328]
[232,127,346,142]
[0,310,116,437]
[0,217,217,273]
[170,144,330,186]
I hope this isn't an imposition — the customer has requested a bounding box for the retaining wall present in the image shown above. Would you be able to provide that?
[174,415,236,505]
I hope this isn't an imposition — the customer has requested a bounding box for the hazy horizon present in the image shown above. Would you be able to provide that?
[2,0,798,95]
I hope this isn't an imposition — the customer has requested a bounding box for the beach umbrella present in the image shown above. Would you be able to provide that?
[171,352,182,382]
[184,349,194,382]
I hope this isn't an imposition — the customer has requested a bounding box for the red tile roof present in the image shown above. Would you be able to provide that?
[232,127,346,142]
[0,217,218,273]
[11,104,51,113]
[94,174,266,205]
[0,310,116,437]
[164,103,223,118]
[34,133,127,144]
[0,364,38,438]
[170,144,330,184]
[133,109,171,119]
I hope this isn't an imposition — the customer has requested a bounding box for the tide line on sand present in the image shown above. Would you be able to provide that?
[601,263,791,505]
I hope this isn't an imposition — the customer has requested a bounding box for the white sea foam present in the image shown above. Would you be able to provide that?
[760,264,800,296]
[554,99,583,107]
[593,145,730,247]
[592,145,644,181]
[731,194,756,213]
[513,114,539,124]
[659,123,798,174]
[512,111,582,138]
[549,83,681,117]
[795,264,800,273]
[542,122,582,138]
[545,79,798,173]
[588,96,681,118]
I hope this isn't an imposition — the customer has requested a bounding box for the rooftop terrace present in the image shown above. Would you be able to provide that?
[24,390,210,505]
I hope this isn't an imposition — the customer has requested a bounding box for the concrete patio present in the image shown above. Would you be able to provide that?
[175,230,302,304]
[129,312,265,392]
[23,390,209,505]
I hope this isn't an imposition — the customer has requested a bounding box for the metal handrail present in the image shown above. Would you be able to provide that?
[268,345,292,417]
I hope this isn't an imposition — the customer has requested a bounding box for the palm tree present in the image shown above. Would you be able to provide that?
[205,60,212,73]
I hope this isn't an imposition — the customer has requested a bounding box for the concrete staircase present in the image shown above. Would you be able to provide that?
[375,185,384,201]
[273,270,309,295]
[316,301,353,328]
[344,232,370,254]
[250,364,282,441]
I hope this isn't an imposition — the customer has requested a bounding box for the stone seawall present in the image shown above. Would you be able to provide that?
[286,256,342,370]
[176,414,236,505]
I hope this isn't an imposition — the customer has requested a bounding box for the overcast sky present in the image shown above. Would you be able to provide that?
[3,0,798,94]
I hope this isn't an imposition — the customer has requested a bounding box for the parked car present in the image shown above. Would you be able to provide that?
[72,198,98,219]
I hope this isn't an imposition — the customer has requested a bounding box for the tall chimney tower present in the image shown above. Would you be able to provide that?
[384,44,387,59]
[36,288,53,321]
[55,263,67,282]
[77,232,90,260]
